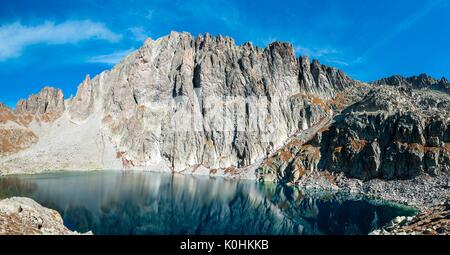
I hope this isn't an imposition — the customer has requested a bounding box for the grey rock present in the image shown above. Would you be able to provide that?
[68,75,95,122]
[0,197,87,235]
[318,86,450,180]
[372,73,450,94]
[65,31,360,172]
[259,83,450,182]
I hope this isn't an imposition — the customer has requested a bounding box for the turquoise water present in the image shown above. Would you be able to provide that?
[0,171,416,235]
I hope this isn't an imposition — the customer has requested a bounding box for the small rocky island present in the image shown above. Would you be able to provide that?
[0,32,449,235]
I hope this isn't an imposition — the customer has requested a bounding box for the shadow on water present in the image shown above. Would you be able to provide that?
[0,177,37,199]
[0,171,417,235]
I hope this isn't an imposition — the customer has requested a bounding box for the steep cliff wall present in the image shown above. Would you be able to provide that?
[0,32,362,175]
[1,33,448,182]
[90,32,357,172]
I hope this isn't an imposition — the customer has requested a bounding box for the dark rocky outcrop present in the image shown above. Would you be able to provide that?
[372,74,450,94]
[318,86,450,180]
[259,84,450,182]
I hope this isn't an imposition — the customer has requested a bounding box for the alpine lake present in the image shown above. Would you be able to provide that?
[0,170,417,235]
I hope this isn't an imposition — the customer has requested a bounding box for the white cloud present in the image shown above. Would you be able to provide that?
[87,48,136,65]
[295,45,338,58]
[323,58,350,67]
[260,36,278,46]
[129,26,149,42]
[0,20,121,61]
[294,44,354,67]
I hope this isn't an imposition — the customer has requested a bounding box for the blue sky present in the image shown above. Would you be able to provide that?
[1,0,449,107]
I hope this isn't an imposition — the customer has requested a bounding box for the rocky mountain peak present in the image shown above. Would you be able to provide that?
[7,32,449,179]
[268,41,296,59]
[193,32,237,51]
[373,73,450,95]
[0,102,38,156]
[14,86,65,122]
[0,103,14,123]
[440,77,449,83]
[373,74,445,88]
[409,73,439,88]
[63,31,363,171]
[0,102,9,111]
[68,74,95,122]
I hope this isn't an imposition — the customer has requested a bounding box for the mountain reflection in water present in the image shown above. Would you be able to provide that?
[0,171,416,235]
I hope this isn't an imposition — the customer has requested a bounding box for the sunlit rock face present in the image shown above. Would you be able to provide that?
[69,32,359,172]
[0,197,82,235]
[0,87,64,157]
[0,103,37,156]
[15,87,65,122]
[93,33,352,171]
[0,32,361,174]
[68,75,95,123]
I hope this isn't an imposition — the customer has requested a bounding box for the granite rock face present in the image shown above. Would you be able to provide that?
[0,32,361,174]
[319,86,450,180]
[259,82,450,182]
[299,57,359,99]
[68,75,95,123]
[256,84,370,183]
[1,32,448,183]
[90,32,360,172]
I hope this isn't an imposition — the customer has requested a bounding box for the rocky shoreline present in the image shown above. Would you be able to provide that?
[370,201,450,235]
[304,171,448,209]
[289,170,450,234]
